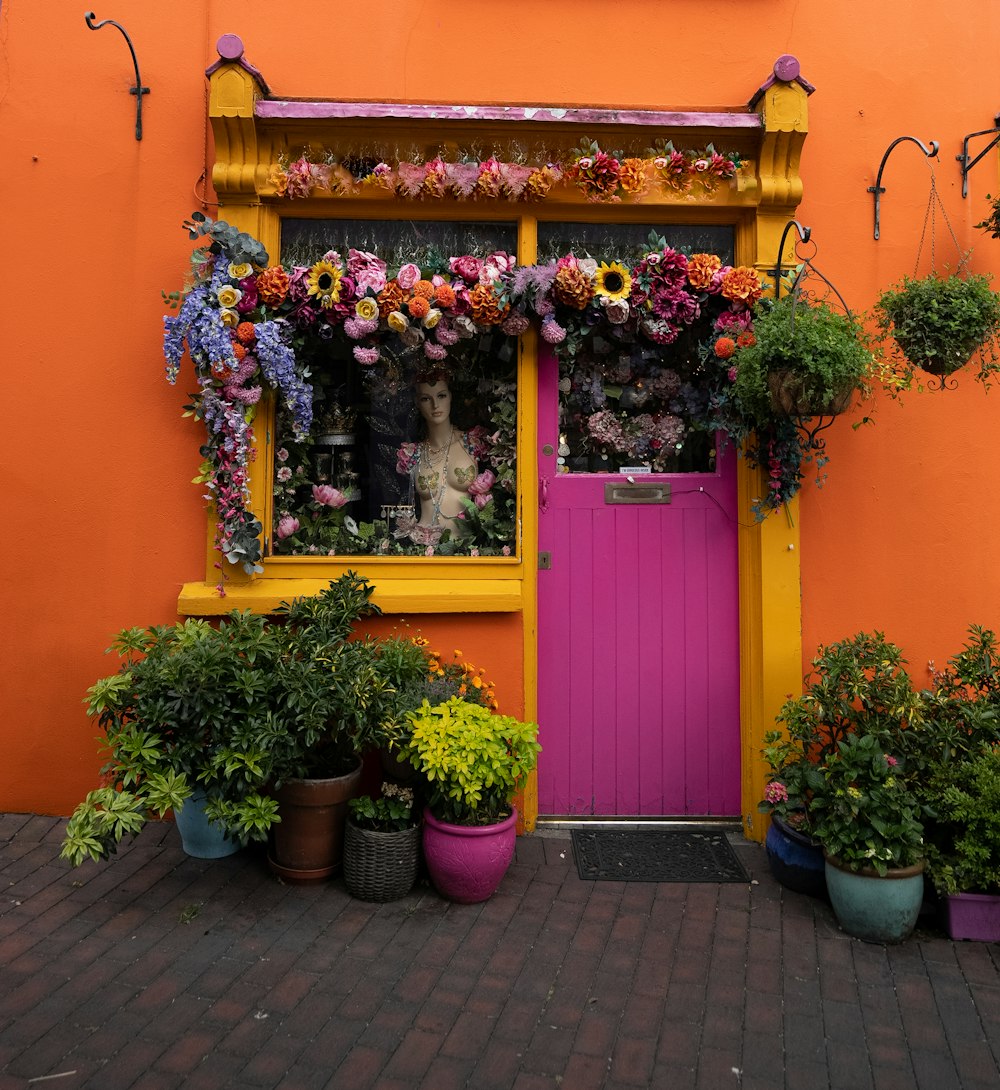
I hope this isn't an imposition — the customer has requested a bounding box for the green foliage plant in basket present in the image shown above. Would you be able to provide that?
[873,272,1000,390]
[343,783,421,902]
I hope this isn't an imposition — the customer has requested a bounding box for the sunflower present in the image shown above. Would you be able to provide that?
[594,261,633,302]
[306,259,343,309]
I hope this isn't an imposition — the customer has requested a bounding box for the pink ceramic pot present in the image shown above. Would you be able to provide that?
[422,806,517,903]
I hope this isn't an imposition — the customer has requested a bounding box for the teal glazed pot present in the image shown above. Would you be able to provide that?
[173,790,240,859]
[824,854,925,944]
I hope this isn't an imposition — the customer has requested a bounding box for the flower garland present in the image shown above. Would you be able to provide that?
[270,141,745,204]
[164,218,813,589]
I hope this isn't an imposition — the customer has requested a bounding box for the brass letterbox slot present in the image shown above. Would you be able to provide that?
[603,482,672,505]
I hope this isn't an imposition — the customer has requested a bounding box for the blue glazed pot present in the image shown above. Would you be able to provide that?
[173,790,241,859]
[824,854,925,944]
[765,814,826,898]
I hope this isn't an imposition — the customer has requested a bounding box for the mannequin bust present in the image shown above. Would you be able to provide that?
[411,374,477,535]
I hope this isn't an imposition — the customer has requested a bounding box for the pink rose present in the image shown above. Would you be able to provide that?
[276,516,300,540]
[347,249,388,295]
[396,263,421,291]
[450,255,483,283]
[312,484,347,508]
[469,470,496,496]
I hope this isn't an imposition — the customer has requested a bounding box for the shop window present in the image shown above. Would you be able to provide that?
[270,218,520,559]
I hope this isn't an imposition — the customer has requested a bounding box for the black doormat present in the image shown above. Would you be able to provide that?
[571,827,750,883]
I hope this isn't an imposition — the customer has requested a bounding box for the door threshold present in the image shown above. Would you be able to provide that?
[535,816,742,832]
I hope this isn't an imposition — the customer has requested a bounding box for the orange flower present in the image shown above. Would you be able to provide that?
[412,280,435,300]
[232,343,247,360]
[256,266,290,307]
[468,283,508,325]
[522,164,559,201]
[715,337,736,359]
[720,266,763,307]
[407,295,431,320]
[737,331,757,348]
[211,360,236,381]
[378,280,404,318]
[235,321,257,345]
[686,253,723,291]
[619,157,649,196]
[552,264,595,310]
[434,283,457,308]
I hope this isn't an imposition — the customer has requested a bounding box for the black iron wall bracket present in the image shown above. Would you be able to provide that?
[867,136,940,240]
[84,11,150,141]
[956,116,1000,198]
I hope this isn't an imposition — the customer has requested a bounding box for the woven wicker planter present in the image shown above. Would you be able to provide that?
[342,818,421,902]
[767,370,854,417]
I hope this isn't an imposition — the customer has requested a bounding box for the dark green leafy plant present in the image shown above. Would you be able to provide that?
[760,632,924,833]
[974,193,1000,240]
[808,732,925,875]
[731,296,873,420]
[62,573,411,866]
[923,745,1000,895]
[348,783,416,832]
[874,272,1000,389]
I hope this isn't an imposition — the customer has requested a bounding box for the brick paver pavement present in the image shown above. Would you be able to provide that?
[2,813,999,1089]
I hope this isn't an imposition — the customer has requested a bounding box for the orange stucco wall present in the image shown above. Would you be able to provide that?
[3,1,999,815]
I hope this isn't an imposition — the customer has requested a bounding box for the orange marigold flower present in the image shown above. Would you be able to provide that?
[256,266,290,307]
[412,280,435,300]
[211,360,236,380]
[232,343,248,360]
[407,295,431,320]
[686,253,723,291]
[378,280,404,318]
[720,266,763,306]
[715,337,737,359]
[434,283,457,308]
[473,676,483,689]
[618,157,649,196]
[737,331,757,348]
[235,321,257,345]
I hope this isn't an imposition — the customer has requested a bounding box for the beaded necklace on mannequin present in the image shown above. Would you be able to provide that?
[420,427,455,526]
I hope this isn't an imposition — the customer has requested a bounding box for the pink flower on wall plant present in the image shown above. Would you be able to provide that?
[276,516,300,540]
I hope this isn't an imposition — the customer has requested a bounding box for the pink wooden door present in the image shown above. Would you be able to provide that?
[536,348,741,817]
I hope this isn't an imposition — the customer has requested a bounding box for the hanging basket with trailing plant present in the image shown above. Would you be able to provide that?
[874,271,1000,384]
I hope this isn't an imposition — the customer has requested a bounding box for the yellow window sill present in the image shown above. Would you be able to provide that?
[178,576,524,616]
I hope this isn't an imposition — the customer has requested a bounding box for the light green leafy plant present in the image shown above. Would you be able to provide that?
[400,696,540,826]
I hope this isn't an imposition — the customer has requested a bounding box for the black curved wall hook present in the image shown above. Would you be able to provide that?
[867,136,940,240]
[85,11,150,141]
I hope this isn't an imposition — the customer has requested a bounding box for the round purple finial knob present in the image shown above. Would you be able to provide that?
[216,34,244,62]
[773,55,800,82]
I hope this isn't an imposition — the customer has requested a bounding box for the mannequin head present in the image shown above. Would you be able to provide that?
[415,370,452,429]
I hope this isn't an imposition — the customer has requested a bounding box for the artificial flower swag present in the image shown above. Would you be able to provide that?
[164,214,818,589]
[271,140,746,204]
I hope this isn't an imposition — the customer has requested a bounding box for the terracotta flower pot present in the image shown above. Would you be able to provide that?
[267,760,363,885]
[422,806,517,904]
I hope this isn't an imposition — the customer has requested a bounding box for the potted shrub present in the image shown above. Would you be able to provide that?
[923,746,1000,940]
[399,696,540,903]
[759,632,924,898]
[809,733,927,944]
[257,573,405,884]
[873,272,1000,388]
[61,614,285,866]
[342,783,420,902]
